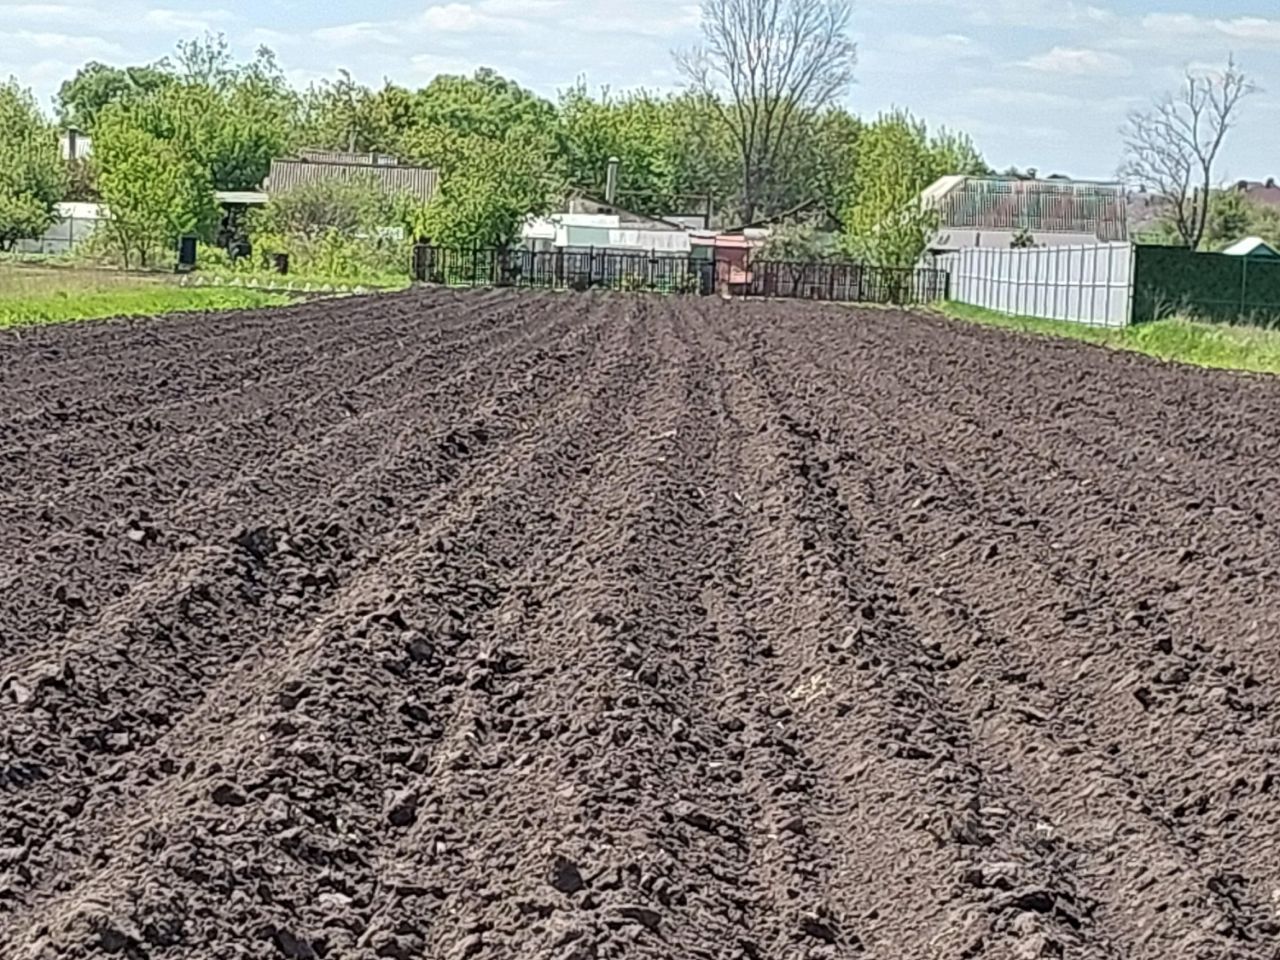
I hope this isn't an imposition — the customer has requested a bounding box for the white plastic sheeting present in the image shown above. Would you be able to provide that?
[607,229,691,254]
[938,242,1134,328]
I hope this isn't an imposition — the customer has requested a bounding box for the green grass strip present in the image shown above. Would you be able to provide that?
[934,301,1280,375]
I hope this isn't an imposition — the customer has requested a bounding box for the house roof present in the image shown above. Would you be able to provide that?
[926,176,1128,241]
[722,199,842,235]
[215,190,269,206]
[565,193,687,230]
[1233,180,1280,207]
[297,148,400,166]
[266,158,438,203]
[1222,236,1280,258]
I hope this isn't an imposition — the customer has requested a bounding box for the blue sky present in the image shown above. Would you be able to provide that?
[3,0,1279,180]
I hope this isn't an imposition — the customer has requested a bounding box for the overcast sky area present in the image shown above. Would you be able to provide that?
[3,0,1279,180]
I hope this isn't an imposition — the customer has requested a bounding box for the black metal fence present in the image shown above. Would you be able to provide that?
[745,259,949,304]
[412,245,712,295]
[411,245,949,305]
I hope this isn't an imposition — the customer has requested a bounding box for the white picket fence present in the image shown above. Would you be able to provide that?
[936,242,1135,328]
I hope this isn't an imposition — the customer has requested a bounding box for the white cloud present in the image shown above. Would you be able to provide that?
[931,0,1115,29]
[574,3,699,37]
[884,32,983,58]
[142,8,235,32]
[1,3,99,25]
[475,0,566,16]
[312,21,400,47]
[0,30,125,58]
[417,3,498,32]
[1019,46,1131,76]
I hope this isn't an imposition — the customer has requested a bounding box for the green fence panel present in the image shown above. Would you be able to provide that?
[1132,245,1280,326]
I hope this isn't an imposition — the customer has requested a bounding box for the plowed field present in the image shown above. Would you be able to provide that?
[2,289,1278,960]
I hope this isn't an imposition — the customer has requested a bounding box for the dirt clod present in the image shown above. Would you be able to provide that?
[549,856,586,895]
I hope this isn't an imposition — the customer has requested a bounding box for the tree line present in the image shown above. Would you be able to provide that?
[0,1,991,270]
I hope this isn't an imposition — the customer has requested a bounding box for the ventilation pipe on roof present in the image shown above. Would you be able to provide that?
[606,156,620,204]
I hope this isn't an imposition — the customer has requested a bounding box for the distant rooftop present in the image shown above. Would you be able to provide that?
[924,176,1128,242]
[296,148,400,166]
[266,156,438,203]
[1233,180,1280,208]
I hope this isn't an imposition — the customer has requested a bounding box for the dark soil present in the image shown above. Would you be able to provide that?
[1,289,1278,960]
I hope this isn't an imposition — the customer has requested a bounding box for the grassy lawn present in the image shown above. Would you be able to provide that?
[0,265,292,329]
[934,301,1280,376]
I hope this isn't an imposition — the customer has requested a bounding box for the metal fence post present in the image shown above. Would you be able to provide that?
[1241,255,1249,320]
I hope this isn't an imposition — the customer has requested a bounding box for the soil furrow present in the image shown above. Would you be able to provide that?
[1,289,1276,960]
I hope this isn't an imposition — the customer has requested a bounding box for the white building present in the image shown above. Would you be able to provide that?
[922,175,1128,254]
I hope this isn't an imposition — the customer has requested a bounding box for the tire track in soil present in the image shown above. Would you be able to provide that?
[0,290,544,582]
[0,296,402,440]
[0,292,453,428]
[735,315,1111,959]
[0,293,639,957]
[777,305,1280,956]
[688,302,879,960]
[741,302,1279,959]
[0,295,609,926]
[0,290,512,487]
[0,291,563,651]
[356,300,781,960]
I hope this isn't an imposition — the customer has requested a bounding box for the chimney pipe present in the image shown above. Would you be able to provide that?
[605,156,619,205]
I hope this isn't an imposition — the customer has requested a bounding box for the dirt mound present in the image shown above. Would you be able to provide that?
[1,290,1278,959]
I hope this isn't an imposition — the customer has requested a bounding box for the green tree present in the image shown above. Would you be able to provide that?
[173,32,235,89]
[840,110,980,265]
[56,61,173,132]
[420,129,561,247]
[254,176,401,239]
[247,176,423,279]
[559,84,678,212]
[793,107,863,215]
[296,72,402,155]
[94,107,217,267]
[404,70,555,165]
[101,45,294,192]
[756,214,837,260]
[0,81,66,250]
[1203,189,1255,250]
[558,84,740,219]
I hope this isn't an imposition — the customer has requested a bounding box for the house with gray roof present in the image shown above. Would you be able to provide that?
[266,155,438,204]
[922,175,1128,254]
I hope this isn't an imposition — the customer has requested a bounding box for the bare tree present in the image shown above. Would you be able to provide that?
[676,0,856,222]
[1121,57,1255,250]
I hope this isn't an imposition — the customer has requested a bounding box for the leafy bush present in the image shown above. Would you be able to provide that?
[0,82,66,250]
[93,107,219,268]
[241,177,424,282]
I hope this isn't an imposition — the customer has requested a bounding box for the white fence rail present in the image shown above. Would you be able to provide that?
[937,242,1134,328]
